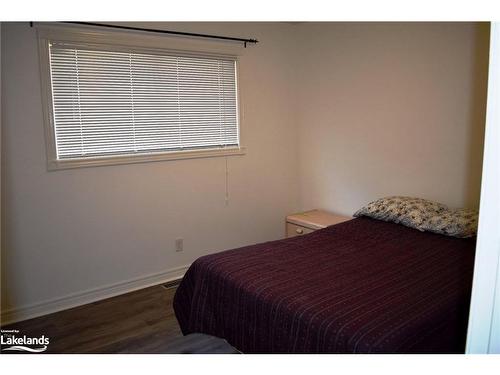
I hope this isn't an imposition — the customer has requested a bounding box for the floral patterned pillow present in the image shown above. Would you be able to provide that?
[420,209,478,238]
[353,196,448,231]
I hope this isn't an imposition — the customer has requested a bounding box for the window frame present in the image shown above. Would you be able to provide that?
[36,23,246,170]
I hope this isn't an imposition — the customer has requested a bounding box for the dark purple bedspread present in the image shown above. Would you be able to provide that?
[173,217,476,353]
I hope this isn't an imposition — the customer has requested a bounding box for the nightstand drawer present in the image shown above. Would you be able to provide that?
[285,209,352,238]
[286,222,315,238]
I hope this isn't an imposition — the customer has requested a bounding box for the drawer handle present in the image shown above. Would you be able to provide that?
[295,228,304,234]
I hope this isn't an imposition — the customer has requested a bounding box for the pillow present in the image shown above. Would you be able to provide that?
[353,196,448,231]
[420,209,478,238]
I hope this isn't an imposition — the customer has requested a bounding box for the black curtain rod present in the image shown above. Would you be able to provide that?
[31,22,259,47]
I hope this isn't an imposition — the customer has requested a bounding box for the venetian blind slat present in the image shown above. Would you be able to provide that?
[49,43,239,159]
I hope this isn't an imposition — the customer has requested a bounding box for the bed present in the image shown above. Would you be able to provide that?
[173,217,476,353]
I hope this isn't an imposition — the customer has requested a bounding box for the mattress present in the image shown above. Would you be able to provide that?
[173,217,476,353]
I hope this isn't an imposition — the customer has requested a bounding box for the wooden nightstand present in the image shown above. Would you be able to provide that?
[286,209,352,238]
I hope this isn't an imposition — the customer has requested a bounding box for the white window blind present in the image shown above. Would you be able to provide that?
[48,42,239,159]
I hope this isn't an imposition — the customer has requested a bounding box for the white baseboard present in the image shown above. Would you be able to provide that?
[0,264,190,326]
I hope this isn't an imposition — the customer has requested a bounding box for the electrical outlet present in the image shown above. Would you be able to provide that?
[175,238,184,252]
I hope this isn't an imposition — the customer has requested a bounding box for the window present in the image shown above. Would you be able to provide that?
[38,27,244,169]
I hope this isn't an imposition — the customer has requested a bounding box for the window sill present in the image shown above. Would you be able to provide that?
[47,147,247,171]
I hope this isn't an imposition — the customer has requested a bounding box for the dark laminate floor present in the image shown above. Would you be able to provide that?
[1,285,184,353]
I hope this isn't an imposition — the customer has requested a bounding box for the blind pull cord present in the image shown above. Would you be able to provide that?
[225,156,230,206]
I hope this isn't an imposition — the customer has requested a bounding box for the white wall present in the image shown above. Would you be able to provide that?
[296,22,489,215]
[1,22,300,321]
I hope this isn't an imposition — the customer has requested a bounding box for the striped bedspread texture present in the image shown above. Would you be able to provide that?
[173,217,475,353]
